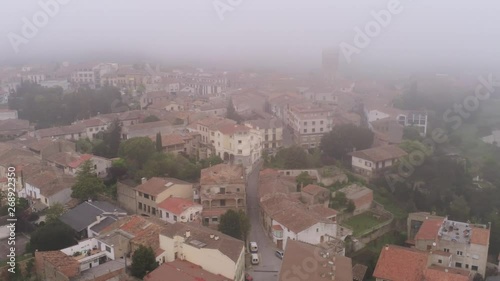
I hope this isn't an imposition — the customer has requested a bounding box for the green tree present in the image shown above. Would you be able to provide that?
[449,196,471,222]
[71,160,106,201]
[155,132,163,152]
[403,126,422,141]
[200,155,224,168]
[45,203,65,223]
[119,137,156,170]
[218,209,242,239]
[273,146,311,169]
[130,245,158,279]
[92,119,122,158]
[143,115,160,123]
[320,124,374,161]
[76,138,93,153]
[346,200,356,213]
[330,191,348,210]
[238,210,251,243]
[26,221,77,253]
[296,172,314,189]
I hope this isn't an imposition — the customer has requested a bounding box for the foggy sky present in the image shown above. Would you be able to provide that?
[1,0,500,73]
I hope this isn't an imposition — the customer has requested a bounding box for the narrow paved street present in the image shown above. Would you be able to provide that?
[246,162,282,281]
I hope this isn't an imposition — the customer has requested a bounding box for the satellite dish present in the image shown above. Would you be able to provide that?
[432,242,436,247]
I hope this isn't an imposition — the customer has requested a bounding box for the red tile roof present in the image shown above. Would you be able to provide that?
[144,260,230,281]
[415,218,445,241]
[135,177,191,196]
[157,197,201,216]
[216,123,250,135]
[423,265,471,281]
[301,184,328,196]
[200,164,245,185]
[470,227,490,246]
[67,154,93,169]
[373,245,428,281]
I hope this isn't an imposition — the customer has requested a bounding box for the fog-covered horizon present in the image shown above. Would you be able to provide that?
[2,0,500,74]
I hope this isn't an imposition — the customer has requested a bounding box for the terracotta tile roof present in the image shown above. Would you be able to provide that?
[349,144,408,162]
[149,134,185,147]
[200,164,245,185]
[123,120,174,133]
[308,204,338,219]
[216,123,251,135]
[135,177,191,196]
[34,123,85,138]
[145,260,231,281]
[46,152,79,167]
[261,194,332,233]
[470,227,490,246]
[0,119,31,132]
[415,218,445,241]
[161,222,244,263]
[258,169,296,198]
[35,251,79,278]
[279,239,353,281]
[302,184,328,196]
[423,265,471,281]
[75,118,106,128]
[272,224,283,231]
[373,245,428,281]
[157,197,201,216]
[67,154,93,169]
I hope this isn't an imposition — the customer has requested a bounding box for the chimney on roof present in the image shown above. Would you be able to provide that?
[214,235,219,241]
[141,177,147,184]
[385,245,389,251]
[185,230,191,238]
[210,234,214,239]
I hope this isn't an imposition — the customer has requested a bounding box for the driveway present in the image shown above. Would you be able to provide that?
[246,161,282,281]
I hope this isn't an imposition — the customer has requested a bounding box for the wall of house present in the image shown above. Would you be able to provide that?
[47,188,72,207]
[296,222,337,247]
[23,183,41,200]
[159,205,202,224]
[117,183,137,214]
[157,184,193,202]
[351,156,374,172]
[91,156,112,178]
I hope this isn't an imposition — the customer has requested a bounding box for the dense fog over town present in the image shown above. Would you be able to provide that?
[2,0,500,73]
[1,1,500,281]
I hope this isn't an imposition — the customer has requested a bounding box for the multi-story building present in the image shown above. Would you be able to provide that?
[199,164,246,226]
[245,118,284,153]
[287,102,335,149]
[348,145,408,177]
[71,65,97,88]
[397,110,429,137]
[159,222,246,281]
[0,109,18,120]
[157,197,202,224]
[411,214,490,277]
[212,123,262,169]
[132,177,193,217]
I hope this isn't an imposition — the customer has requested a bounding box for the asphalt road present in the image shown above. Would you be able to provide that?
[246,161,282,281]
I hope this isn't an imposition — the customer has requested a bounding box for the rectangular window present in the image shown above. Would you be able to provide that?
[238,149,242,154]
[152,208,156,216]
[212,217,218,222]
[144,194,150,200]
[455,262,462,268]
[444,248,450,253]
[304,122,307,126]
[166,212,170,218]
[238,140,242,144]
[105,246,111,253]
[138,202,142,210]
[220,200,226,206]
[438,259,442,264]
[312,128,315,133]
[320,128,323,132]
[303,129,307,133]
[320,120,324,125]
[457,250,463,256]
[471,265,478,271]
[174,215,177,221]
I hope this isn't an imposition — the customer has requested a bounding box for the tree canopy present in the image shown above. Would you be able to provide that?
[92,119,122,158]
[9,83,125,129]
[26,220,77,253]
[130,245,158,279]
[143,115,160,123]
[218,209,249,241]
[71,160,106,201]
[226,98,243,123]
[320,124,374,161]
[45,203,65,223]
[119,137,157,170]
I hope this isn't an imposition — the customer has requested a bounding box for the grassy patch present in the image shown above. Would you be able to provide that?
[343,211,389,236]
[372,190,408,220]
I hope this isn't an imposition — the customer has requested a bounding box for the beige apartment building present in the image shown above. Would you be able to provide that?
[199,164,246,226]
[287,102,335,149]
[245,118,284,154]
[118,177,193,217]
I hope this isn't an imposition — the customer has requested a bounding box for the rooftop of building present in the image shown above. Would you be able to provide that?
[144,260,231,281]
[373,245,428,281]
[200,164,245,185]
[279,239,353,281]
[348,144,408,162]
[135,177,192,196]
[157,197,201,215]
[161,222,244,263]
[337,184,373,200]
